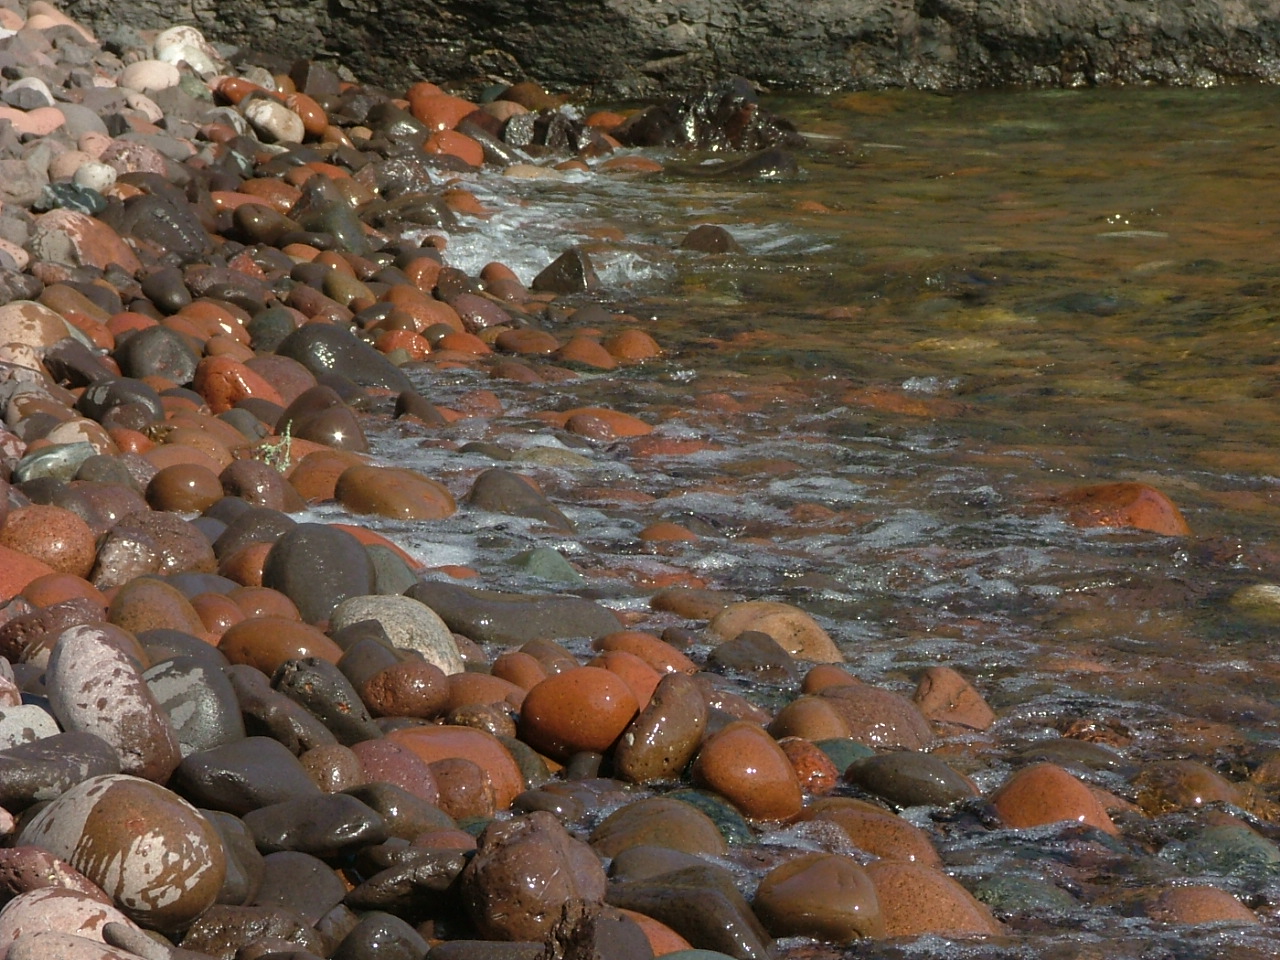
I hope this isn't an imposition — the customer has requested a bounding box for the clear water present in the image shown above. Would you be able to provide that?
[363,86,1280,955]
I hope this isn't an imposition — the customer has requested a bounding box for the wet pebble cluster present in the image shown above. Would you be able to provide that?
[0,4,1274,960]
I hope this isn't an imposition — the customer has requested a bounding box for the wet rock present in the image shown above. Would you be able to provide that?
[1132,759,1245,815]
[1162,822,1280,881]
[708,601,841,663]
[330,594,463,676]
[865,860,1001,938]
[819,682,934,751]
[705,630,799,684]
[753,852,883,941]
[180,903,328,959]
[336,464,455,518]
[531,247,599,295]
[0,731,121,808]
[276,322,412,392]
[1053,481,1191,536]
[262,523,375,624]
[107,574,206,636]
[1146,885,1259,925]
[912,666,996,731]
[613,672,707,784]
[542,900,655,960]
[175,735,322,814]
[0,846,108,903]
[332,910,429,960]
[273,656,383,745]
[344,781,453,840]
[226,661,341,754]
[466,468,574,531]
[590,797,728,858]
[680,225,743,253]
[277,385,369,453]
[0,504,96,578]
[18,773,226,933]
[616,79,804,151]
[604,865,773,960]
[461,811,607,941]
[244,793,388,855]
[143,655,244,757]
[989,762,1118,835]
[0,887,138,957]
[47,622,182,782]
[519,666,638,761]
[844,753,979,808]
[384,724,524,809]
[407,581,620,645]
[797,797,942,866]
[690,721,802,821]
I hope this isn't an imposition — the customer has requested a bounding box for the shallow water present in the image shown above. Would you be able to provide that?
[366,86,1280,954]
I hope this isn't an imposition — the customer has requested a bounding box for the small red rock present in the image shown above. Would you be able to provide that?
[519,666,639,760]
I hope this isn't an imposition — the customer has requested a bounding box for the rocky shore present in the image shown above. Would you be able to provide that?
[0,5,1276,960]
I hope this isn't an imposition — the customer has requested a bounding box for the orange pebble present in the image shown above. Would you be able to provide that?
[192,355,285,414]
[425,129,483,167]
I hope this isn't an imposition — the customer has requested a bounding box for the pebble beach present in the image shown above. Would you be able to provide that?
[0,5,1279,960]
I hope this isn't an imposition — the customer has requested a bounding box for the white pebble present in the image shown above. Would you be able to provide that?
[72,160,117,193]
[155,24,224,76]
[243,97,304,144]
[119,59,180,93]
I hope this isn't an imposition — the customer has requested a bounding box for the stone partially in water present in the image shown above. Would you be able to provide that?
[1054,481,1191,536]
[690,721,803,822]
[17,773,226,933]
[844,752,979,808]
[406,581,621,645]
[753,852,884,941]
[708,601,842,663]
[590,797,728,859]
[614,672,707,784]
[989,762,1118,835]
[865,860,1001,938]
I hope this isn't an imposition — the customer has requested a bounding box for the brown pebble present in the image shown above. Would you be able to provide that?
[519,666,639,760]
[1146,885,1259,925]
[912,665,996,731]
[146,462,224,513]
[360,660,449,719]
[753,852,884,940]
[989,762,1119,835]
[430,756,497,819]
[691,720,804,821]
[0,505,96,578]
[218,616,343,675]
[798,797,943,866]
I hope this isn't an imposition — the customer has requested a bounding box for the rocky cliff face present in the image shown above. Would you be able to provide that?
[62,0,1280,96]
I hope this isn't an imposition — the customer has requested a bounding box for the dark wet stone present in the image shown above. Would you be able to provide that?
[605,864,773,960]
[429,943,543,960]
[247,305,299,352]
[233,203,302,246]
[273,656,382,745]
[344,847,469,915]
[590,795,730,859]
[36,182,107,216]
[140,627,230,671]
[0,596,102,664]
[249,855,348,926]
[466,467,574,531]
[344,781,454,840]
[667,789,754,846]
[706,630,799,685]
[814,738,875,770]
[531,246,599,294]
[276,385,369,454]
[449,291,511,332]
[109,509,216,576]
[221,459,305,512]
[180,904,328,959]
[102,190,215,264]
[608,845,707,882]
[0,731,121,807]
[185,263,273,312]
[407,581,620,645]
[43,337,114,387]
[367,544,419,597]
[394,390,446,427]
[545,900,655,960]
[844,752,979,808]
[228,663,340,756]
[1016,738,1134,774]
[616,78,804,151]
[276,323,413,393]
[205,808,266,905]
[143,654,246,757]
[614,672,707,785]
[139,264,192,313]
[333,910,428,960]
[245,794,388,856]
[213,505,297,561]
[669,147,801,181]
[75,376,164,424]
[680,225,744,253]
[291,175,373,256]
[262,523,376,624]
[175,735,323,815]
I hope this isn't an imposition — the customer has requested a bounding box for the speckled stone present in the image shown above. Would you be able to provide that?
[47,623,181,782]
[17,773,226,933]
[0,887,139,958]
[865,860,1001,938]
[0,505,96,578]
[330,595,463,675]
[990,762,1118,835]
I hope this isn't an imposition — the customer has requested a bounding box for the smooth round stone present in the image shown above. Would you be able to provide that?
[753,852,884,941]
[819,683,934,751]
[331,594,463,675]
[1132,759,1245,815]
[175,736,322,815]
[273,656,382,745]
[344,781,452,840]
[589,796,728,858]
[708,600,842,663]
[0,300,70,349]
[797,797,942,866]
[0,504,95,577]
[244,793,388,855]
[227,662,338,756]
[179,904,328,958]
[252,850,347,926]
[867,860,1000,937]
[912,665,996,731]
[218,616,343,676]
[666,789,754,846]
[115,326,198,382]
[107,577,205,636]
[990,763,1119,835]
[243,97,305,143]
[299,742,364,793]
[261,523,375,624]
[212,505,296,562]
[142,655,245,757]
[706,630,798,684]
[767,697,852,741]
[119,59,180,92]
[1146,885,1259,925]
[154,24,224,74]
[0,845,109,902]
[47,623,181,782]
[6,930,143,960]
[0,703,60,748]
[360,660,450,719]
[0,732,122,809]
[518,666,639,761]
[407,581,621,646]
[105,511,216,579]
[276,323,412,392]
[461,811,606,941]
[335,464,455,520]
[384,725,523,809]
[1056,481,1191,536]
[349,739,440,804]
[17,773,226,932]
[778,737,841,795]
[690,721,803,822]
[277,385,368,453]
[333,910,429,960]
[30,209,141,274]
[146,462,224,513]
[432,756,497,819]
[613,672,707,784]
[0,887,138,956]
[466,467,574,532]
[72,160,116,193]
[844,752,980,808]
[219,459,301,512]
[1163,823,1280,880]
